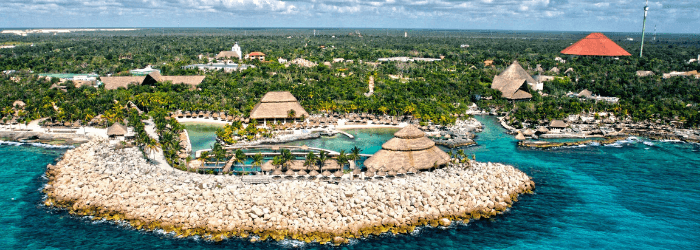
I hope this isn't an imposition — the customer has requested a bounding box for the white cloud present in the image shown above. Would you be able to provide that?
[0,0,697,32]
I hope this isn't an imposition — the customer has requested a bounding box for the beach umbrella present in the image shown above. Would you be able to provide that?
[322,170,332,177]
[376,167,386,177]
[364,171,375,178]
[334,171,344,178]
[387,170,397,177]
[352,168,362,176]
[272,169,283,176]
[285,169,295,176]
[298,170,308,176]
[309,170,319,176]
[261,160,276,172]
[397,167,407,175]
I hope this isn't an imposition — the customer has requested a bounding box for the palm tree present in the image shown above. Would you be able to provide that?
[233,149,246,167]
[280,149,294,171]
[144,138,160,162]
[271,156,283,173]
[349,146,361,161]
[304,151,317,169]
[318,150,328,172]
[212,143,226,168]
[336,150,349,170]
[287,109,296,119]
[252,153,264,168]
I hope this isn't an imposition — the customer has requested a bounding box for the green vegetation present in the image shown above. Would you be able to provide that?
[1,29,699,128]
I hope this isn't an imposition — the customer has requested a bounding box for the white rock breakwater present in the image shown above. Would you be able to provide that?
[44,139,534,245]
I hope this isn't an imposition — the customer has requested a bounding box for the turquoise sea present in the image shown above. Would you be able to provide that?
[2,116,700,249]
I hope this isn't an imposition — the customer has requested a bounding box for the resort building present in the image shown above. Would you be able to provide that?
[636,71,655,77]
[183,63,253,73]
[129,65,160,76]
[377,57,441,62]
[364,125,450,172]
[249,91,309,125]
[491,61,536,100]
[215,43,243,60]
[100,72,205,90]
[569,89,620,104]
[561,33,631,57]
[246,52,266,61]
[107,122,128,141]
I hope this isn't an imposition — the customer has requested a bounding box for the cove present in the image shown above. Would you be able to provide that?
[1,116,699,249]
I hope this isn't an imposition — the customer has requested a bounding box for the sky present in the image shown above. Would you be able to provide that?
[1,0,699,33]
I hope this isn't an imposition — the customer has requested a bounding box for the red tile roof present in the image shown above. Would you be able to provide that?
[561,33,631,56]
[248,52,265,56]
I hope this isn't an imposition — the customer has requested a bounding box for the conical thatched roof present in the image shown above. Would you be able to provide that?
[261,160,276,171]
[578,89,593,98]
[515,132,526,140]
[491,61,534,100]
[107,122,127,136]
[523,128,535,136]
[537,126,550,133]
[249,91,309,119]
[285,169,295,176]
[550,120,568,128]
[364,125,450,171]
[393,125,425,139]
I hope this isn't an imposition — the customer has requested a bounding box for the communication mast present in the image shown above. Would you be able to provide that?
[653,25,656,41]
[640,0,649,57]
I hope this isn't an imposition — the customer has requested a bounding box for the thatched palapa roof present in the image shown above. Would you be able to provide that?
[101,72,205,90]
[215,51,242,59]
[578,89,593,98]
[550,120,568,128]
[364,125,450,171]
[491,61,534,100]
[107,122,127,136]
[249,91,309,119]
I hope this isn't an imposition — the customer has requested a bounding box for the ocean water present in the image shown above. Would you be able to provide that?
[2,116,700,249]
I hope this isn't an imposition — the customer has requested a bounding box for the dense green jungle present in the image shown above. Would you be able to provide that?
[1,28,699,127]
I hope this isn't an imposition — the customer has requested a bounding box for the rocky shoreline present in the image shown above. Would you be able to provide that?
[518,136,627,149]
[0,130,89,146]
[44,139,534,245]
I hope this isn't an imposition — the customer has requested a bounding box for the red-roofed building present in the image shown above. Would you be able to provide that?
[246,52,266,61]
[561,33,631,57]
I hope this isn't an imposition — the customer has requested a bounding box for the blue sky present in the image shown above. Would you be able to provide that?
[1,0,698,33]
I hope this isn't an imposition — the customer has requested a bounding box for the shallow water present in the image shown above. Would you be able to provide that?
[183,123,224,154]
[2,116,699,249]
[279,128,399,154]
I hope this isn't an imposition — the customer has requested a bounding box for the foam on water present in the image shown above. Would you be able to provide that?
[0,140,74,149]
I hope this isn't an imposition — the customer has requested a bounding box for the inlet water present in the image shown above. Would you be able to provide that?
[2,116,699,249]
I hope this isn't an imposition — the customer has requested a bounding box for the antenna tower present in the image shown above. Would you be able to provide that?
[640,0,649,57]
[653,25,656,41]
